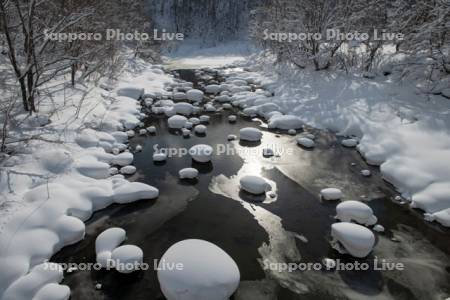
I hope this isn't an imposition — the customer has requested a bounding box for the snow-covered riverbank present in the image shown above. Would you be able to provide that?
[0,56,175,299]
[229,53,450,227]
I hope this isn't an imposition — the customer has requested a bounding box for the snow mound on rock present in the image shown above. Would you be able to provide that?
[157,239,240,300]
[240,127,262,142]
[95,228,127,267]
[173,102,195,116]
[320,188,343,201]
[331,222,375,258]
[240,175,271,195]
[186,89,204,102]
[189,144,213,163]
[194,125,207,134]
[179,168,199,179]
[110,245,144,274]
[168,115,188,129]
[336,201,378,226]
[205,85,221,94]
[297,137,315,148]
[341,138,358,148]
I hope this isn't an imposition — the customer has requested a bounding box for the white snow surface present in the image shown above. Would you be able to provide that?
[0,55,172,298]
[157,239,240,300]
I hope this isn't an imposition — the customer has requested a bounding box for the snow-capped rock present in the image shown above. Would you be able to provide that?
[186,89,204,102]
[320,188,343,201]
[179,168,199,179]
[147,126,156,134]
[95,228,126,267]
[205,84,221,94]
[341,138,358,148]
[204,103,217,112]
[240,175,271,195]
[297,137,315,148]
[153,152,167,162]
[157,239,240,300]
[194,124,207,134]
[331,222,375,258]
[173,102,195,116]
[228,115,237,122]
[182,128,191,137]
[373,224,385,232]
[199,115,210,123]
[361,170,372,177]
[173,92,187,100]
[189,144,213,163]
[336,201,378,226]
[189,117,200,125]
[240,127,262,142]
[110,245,144,274]
[168,115,188,129]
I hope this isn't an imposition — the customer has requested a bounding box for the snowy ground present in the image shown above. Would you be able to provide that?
[164,40,254,70]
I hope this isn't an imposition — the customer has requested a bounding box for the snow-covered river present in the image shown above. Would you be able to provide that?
[52,68,450,300]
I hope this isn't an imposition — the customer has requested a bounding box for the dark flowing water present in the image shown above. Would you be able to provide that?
[52,68,450,300]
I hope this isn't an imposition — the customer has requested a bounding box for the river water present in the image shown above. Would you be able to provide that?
[52,68,450,300]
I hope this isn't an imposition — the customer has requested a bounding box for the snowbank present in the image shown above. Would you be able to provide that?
[0,56,173,298]
[157,239,240,300]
